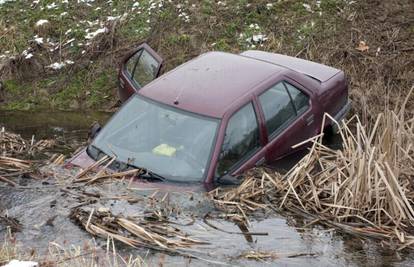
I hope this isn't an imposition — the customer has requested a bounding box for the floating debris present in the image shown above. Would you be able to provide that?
[70,207,208,254]
[0,128,55,157]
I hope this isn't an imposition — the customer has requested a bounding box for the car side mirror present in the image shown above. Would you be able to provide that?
[216,174,242,186]
[88,122,101,141]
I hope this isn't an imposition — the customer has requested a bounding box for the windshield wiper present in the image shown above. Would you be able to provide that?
[87,145,166,181]
[87,144,108,161]
[139,169,166,182]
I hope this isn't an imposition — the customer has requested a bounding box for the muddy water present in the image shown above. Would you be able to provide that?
[1,110,414,266]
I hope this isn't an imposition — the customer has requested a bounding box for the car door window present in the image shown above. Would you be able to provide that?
[126,50,142,75]
[133,49,159,87]
[216,102,260,176]
[259,83,296,137]
[284,82,309,114]
[126,49,161,88]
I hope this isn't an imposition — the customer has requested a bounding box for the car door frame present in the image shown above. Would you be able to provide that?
[254,72,321,162]
[205,95,268,184]
[118,43,164,102]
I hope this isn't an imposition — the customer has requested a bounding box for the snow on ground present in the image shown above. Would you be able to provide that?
[0,0,14,5]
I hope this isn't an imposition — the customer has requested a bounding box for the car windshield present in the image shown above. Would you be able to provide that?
[89,95,219,182]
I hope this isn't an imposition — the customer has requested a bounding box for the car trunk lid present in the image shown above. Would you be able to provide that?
[240,50,340,83]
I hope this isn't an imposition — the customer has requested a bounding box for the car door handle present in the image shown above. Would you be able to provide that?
[305,114,314,126]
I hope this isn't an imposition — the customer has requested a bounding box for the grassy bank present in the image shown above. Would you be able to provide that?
[1,0,412,111]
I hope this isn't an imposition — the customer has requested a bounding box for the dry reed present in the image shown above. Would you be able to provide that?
[70,207,207,255]
[211,88,414,249]
[0,127,55,157]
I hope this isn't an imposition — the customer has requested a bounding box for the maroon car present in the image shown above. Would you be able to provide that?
[68,44,350,186]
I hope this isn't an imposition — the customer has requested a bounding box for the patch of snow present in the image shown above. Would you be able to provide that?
[0,0,15,5]
[35,19,49,27]
[84,27,108,39]
[107,15,120,21]
[302,3,313,12]
[63,38,75,46]
[47,60,74,70]
[249,23,260,30]
[47,62,65,70]
[252,34,268,42]
[3,260,38,267]
[21,49,34,60]
[246,34,268,44]
[46,2,58,9]
[33,35,43,44]
[60,12,68,16]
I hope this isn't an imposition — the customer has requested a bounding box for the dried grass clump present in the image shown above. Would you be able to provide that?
[211,88,414,249]
[0,156,32,187]
[70,207,207,255]
[0,128,55,157]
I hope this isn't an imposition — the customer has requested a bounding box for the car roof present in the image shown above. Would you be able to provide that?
[139,51,284,118]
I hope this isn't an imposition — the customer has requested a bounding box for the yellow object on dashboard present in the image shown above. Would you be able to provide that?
[152,144,177,157]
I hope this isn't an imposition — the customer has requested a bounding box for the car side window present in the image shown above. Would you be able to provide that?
[126,49,160,88]
[284,82,309,114]
[259,83,296,136]
[126,50,142,76]
[133,49,159,87]
[216,102,260,176]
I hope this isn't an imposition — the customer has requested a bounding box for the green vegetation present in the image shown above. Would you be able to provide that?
[0,0,352,110]
[0,0,412,112]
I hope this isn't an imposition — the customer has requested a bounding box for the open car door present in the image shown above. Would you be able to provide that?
[118,43,164,102]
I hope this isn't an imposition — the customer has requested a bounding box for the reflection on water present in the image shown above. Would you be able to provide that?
[0,110,111,155]
[0,109,111,139]
[1,110,413,266]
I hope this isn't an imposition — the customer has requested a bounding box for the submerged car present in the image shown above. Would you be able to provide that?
[68,44,350,186]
